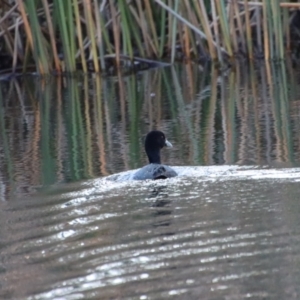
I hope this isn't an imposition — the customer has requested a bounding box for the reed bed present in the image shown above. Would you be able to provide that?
[0,0,300,74]
[1,61,300,198]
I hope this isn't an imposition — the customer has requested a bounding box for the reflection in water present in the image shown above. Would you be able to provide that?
[0,63,300,200]
[150,185,173,228]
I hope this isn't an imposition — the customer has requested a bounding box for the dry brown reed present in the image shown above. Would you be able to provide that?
[0,0,299,74]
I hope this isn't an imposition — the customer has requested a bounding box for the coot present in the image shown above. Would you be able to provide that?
[132,131,177,180]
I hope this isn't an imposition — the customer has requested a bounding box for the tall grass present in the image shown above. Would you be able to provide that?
[0,0,300,74]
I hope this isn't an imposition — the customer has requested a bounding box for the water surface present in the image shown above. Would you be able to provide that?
[0,63,300,299]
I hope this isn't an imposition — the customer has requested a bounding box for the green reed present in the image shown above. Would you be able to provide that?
[1,0,299,74]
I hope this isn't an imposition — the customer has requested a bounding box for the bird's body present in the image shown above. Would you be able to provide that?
[132,163,177,180]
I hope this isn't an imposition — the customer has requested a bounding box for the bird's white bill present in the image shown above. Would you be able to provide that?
[165,140,173,148]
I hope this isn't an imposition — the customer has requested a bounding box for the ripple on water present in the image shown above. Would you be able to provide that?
[1,166,300,299]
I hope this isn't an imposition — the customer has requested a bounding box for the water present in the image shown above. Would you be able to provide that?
[1,169,300,299]
[1,63,300,299]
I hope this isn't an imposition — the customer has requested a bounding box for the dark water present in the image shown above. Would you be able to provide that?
[1,63,300,299]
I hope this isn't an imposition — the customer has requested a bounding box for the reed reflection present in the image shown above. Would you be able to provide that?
[0,62,300,200]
